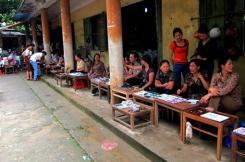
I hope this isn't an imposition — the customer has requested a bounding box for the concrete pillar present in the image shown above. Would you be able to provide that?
[60,0,74,72]
[41,8,51,63]
[106,0,124,88]
[0,37,3,49]
[31,18,38,52]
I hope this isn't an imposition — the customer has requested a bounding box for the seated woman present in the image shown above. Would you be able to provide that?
[88,53,106,79]
[89,53,106,95]
[71,54,87,73]
[56,55,64,67]
[200,57,242,114]
[177,59,209,100]
[126,54,154,91]
[155,60,174,94]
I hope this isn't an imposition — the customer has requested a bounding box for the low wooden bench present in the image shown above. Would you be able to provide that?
[112,104,152,130]
[231,129,245,162]
[4,65,15,74]
[55,73,68,87]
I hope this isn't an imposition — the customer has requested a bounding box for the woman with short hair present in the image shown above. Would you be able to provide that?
[88,53,106,79]
[177,59,209,100]
[155,60,174,94]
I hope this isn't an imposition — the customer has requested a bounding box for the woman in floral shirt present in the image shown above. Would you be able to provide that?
[200,57,242,114]
[88,53,106,79]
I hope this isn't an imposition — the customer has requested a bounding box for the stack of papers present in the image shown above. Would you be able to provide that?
[157,94,187,104]
[134,91,148,96]
[69,72,87,77]
[233,127,245,136]
[187,99,199,105]
[93,77,110,85]
[134,91,160,99]
[200,112,229,122]
[114,100,140,112]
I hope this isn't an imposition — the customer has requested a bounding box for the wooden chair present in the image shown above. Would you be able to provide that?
[4,65,15,74]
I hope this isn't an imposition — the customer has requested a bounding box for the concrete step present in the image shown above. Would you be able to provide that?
[41,77,165,162]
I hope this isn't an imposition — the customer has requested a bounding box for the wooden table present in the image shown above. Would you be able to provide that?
[112,105,152,130]
[99,81,110,103]
[4,65,15,74]
[67,74,89,91]
[133,93,157,125]
[55,73,68,87]
[50,69,64,77]
[90,78,110,103]
[90,79,99,92]
[182,109,238,160]
[231,130,245,162]
[111,87,138,104]
[155,98,199,141]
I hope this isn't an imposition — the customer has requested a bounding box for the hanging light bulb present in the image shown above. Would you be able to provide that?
[144,7,148,13]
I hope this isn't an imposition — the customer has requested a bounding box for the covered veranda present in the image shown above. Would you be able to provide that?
[15,0,245,161]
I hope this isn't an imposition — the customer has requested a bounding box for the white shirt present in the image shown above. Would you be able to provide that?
[30,52,43,62]
[51,54,58,63]
[22,49,32,57]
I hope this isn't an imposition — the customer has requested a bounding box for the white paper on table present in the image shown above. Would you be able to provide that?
[134,91,147,96]
[157,94,187,104]
[187,99,199,104]
[114,103,127,109]
[200,112,229,122]
[233,127,245,136]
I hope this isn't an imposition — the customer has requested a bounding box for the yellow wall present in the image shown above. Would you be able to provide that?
[70,0,142,66]
[234,58,245,95]
[162,0,199,60]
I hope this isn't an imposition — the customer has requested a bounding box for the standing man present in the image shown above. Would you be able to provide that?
[30,51,47,81]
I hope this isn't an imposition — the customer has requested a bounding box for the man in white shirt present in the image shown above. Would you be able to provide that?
[30,51,46,81]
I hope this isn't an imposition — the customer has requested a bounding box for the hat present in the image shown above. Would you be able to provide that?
[198,24,208,34]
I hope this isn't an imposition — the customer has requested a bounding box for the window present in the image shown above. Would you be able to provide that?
[84,12,108,51]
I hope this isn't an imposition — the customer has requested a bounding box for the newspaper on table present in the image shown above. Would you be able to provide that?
[114,100,140,112]
[69,72,87,77]
[200,112,229,122]
[157,94,187,104]
[233,127,245,136]
[93,77,110,85]
[134,91,148,96]
[186,99,199,104]
[134,91,160,99]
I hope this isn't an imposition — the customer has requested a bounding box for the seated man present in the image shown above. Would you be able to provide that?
[124,52,141,86]
[200,57,242,114]
[126,54,154,91]
[155,60,174,94]
[50,51,58,64]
